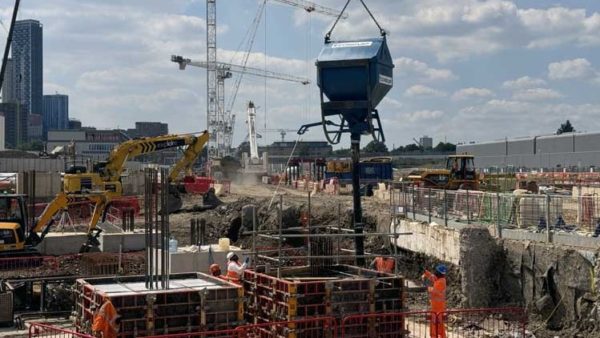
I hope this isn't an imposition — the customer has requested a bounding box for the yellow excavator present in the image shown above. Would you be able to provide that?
[0,131,209,255]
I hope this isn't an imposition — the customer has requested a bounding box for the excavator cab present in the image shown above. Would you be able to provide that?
[445,154,478,189]
[446,155,476,181]
[0,195,28,253]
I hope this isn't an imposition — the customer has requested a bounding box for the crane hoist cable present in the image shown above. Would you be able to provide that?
[324,0,386,42]
[226,0,266,118]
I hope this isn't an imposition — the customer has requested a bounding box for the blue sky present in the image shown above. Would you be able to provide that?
[1,0,599,149]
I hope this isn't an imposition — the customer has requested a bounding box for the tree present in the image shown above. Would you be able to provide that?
[390,145,405,154]
[362,141,388,153]
[557,120,575,135]
[404,144,421,152]
[433,142,456,152]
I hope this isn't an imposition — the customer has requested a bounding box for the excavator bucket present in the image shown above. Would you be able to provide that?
[167,186,183,213]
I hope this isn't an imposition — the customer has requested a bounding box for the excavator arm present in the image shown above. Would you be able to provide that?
[29,131,210,248]
[100,131,209,182]
[168,131,210,182]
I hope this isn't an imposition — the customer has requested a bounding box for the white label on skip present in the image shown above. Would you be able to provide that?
[331,41,373,48]
[379,74,393,85]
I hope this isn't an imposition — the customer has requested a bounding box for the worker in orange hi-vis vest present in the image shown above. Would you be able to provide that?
[226,252,248,283]
[421,264,447,338]
[92,295,120,338]
[369,248,395,273]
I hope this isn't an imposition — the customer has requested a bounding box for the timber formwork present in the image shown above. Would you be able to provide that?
[243,265,405,337]
[74,273,243,338]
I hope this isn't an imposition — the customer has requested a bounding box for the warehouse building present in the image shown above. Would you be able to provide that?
[457,131,600,170]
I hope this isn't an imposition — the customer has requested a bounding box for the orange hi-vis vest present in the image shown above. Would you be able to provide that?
[374,257,395,273]
[423,270,446,313]
[92,300,119,338]
[226,261,242,282]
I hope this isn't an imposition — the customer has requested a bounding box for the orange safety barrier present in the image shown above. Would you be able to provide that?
[133,317,337,338]
[145,329,241,338]
[341,311,433,338]
[32,308,525,338]
[29,322,94,338]
[341,308,527,338]
[238,317,338,337]
[441,307,527,338]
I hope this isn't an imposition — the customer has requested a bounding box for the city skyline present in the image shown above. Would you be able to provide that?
[0,1,599,148]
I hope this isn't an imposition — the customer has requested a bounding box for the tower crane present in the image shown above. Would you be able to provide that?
[201,0,346,159]
[171,54,309,154]
[172,56,310,85]
[268,0,349,18]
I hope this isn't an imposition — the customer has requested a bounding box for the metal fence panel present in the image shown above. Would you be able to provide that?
[341,311,432,338]
[441,307,527,338]
[29,323,94,338]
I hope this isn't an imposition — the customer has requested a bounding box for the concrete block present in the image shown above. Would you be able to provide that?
[99,232,147,253]
[155,245,246,274]
[36,232,88,255]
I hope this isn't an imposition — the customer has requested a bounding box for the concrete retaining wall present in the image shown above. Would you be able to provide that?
[392,220,461,265]
[392,216,600,330]
[501,240,599,330]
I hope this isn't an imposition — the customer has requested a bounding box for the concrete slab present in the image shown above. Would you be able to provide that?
[94,278,223,296]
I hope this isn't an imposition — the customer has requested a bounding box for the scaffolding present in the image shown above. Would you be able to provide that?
[241,191,409,328]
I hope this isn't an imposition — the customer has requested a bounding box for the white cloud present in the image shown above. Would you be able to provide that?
[404,85,446,97]
[406,110,444,122]
[452,87,495,100]
[512,88,563,101]
[502,76,547,89]
[548,58,596,80]
[329,1,600,61]
[454,99,600,143]
[394,57,457,82]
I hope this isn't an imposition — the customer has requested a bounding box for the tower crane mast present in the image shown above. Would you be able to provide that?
[200,0,345,159]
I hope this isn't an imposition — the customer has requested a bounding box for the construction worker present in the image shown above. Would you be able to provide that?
[209,263,222,277]
[226,252,248,283]
[422,264,447,338]
[370,256,395,273]
[92,295,119,338]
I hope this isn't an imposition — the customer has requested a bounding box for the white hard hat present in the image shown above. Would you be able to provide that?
[226,252,235,260]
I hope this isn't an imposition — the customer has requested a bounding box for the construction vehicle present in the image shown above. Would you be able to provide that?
[325,157,392,183]
[11,132,210,254]
[0,195,30,255]
[406,154,479,190]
